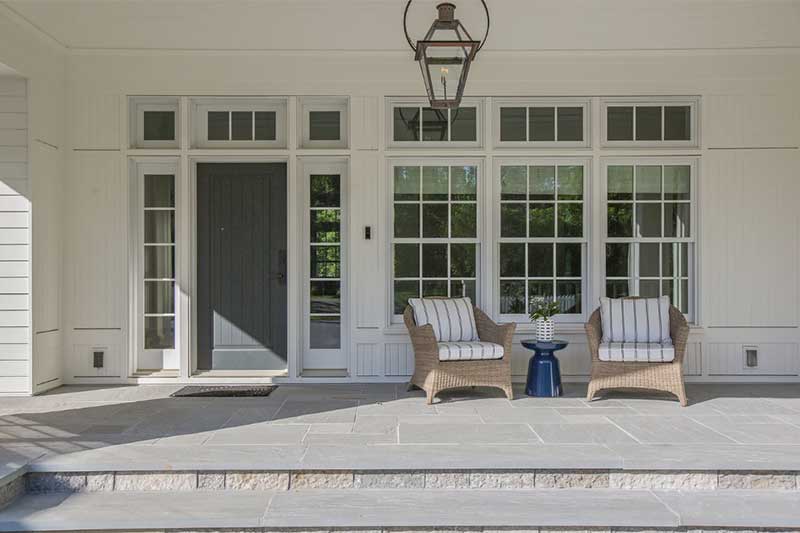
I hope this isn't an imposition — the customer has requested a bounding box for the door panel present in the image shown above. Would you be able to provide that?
[196,163,287,371]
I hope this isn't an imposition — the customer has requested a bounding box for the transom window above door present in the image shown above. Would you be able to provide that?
[190,97,287,148]
[391,160,481,317]
[387,98,481,148]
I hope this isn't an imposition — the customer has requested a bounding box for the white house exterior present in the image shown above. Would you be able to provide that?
[0,0,798,395]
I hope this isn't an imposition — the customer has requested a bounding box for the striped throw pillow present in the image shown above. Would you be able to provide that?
[408,297,479,342]
[600,296,671,344]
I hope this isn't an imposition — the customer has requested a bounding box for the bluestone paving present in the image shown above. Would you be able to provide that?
[0,383,799,474]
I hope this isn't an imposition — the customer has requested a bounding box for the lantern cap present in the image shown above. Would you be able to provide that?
[436,3,456,22]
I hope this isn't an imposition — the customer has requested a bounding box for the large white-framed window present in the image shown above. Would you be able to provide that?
[298,97,349,149]
[190,97,287,149]
[495,158,590,323]
[389,158,482,321]
[129,97,180,149]
[600,97,699,148]
[131,158,180,372]
[386,98,483,149]
[602,157,697,320]
[300,158,349,371]
[493,98,590,149]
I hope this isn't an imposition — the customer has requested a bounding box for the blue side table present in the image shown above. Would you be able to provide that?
[522,339,568,397]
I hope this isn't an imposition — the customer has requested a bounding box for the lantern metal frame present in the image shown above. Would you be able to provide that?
[403,1,490,109]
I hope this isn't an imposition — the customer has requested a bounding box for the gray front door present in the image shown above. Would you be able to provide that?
[196,163,287,371]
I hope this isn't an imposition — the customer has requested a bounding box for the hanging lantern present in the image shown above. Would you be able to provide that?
[403,1,490,109]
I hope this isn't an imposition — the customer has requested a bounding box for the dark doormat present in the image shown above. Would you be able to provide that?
[170,385,278,398]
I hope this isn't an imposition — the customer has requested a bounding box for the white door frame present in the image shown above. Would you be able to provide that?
[187,156,298,379]
[298,157,350,374]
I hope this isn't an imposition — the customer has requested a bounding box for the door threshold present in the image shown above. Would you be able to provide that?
[300,369,349,378]
[192,369,288,379]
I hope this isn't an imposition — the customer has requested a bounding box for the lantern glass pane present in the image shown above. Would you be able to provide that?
[421,44,468,104]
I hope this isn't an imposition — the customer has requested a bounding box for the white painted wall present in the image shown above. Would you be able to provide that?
[6,1,800,389]
[0,6,67,394]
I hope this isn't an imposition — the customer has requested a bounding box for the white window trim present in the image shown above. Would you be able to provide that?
[299,157,350,371]
[493,157,592,324]
[130,97,180,149]
[298,97,349,149]
[600,156,699,322]
[129,158,181,373]
[600,96,700,148]
[385,97,484,149]
[492,98,591,149]
[386,157,485,325]
[190,97,288,149]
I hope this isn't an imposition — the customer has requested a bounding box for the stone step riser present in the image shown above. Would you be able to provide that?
[22,468,800,494]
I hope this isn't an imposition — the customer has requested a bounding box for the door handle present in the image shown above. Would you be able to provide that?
[270,273,286,281]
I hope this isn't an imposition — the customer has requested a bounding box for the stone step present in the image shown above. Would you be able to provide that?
[19,467,800,494]
[1,488,799,531]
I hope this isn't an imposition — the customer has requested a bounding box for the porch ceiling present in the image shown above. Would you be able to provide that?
[2,0,799,52]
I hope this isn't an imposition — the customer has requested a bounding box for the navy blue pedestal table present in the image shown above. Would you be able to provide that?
[522,339,568,397]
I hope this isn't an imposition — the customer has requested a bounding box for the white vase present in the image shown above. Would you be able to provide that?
[535,318,555,342]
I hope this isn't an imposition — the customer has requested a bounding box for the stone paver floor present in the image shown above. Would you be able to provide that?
[2,382,800,472]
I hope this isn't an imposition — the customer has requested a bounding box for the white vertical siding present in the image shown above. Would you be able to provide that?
[703,149,800,327]
[0,77,31,394]
[65,151,126,330]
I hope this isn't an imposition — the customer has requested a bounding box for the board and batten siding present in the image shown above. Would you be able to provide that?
[0,77,31,394]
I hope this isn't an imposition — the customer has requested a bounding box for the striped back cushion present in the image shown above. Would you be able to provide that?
[408,297,479,342]
[600,296,671,344]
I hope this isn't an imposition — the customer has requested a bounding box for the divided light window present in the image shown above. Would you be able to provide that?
[602,98,698,146]
[143,173,176,351]
[392,162,480,316]
[299,97,349,149]
[391,103,479,145]
[191,98,287,148]
[207,110,276,142]
[309,174,342,349]
[604,159,695,316]
[130,97,180,148]
[497,161,588,320]
[495,100,589,147]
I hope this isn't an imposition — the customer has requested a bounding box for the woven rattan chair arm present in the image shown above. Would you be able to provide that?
[669,305,689,364]
[585,307,602,362]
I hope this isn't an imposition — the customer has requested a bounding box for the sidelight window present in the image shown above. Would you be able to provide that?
[309,173,342,349]
[132,159,180,372]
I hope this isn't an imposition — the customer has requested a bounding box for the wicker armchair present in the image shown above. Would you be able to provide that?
[585,300,689,406]
[404,304,516,404]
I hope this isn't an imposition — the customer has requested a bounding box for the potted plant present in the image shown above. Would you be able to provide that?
[529,297,560,342]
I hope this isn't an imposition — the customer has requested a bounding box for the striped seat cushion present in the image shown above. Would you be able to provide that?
[600,296,671,344]
[408,297,479,342]
[598,341,675,363]
[439,341,504,361]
